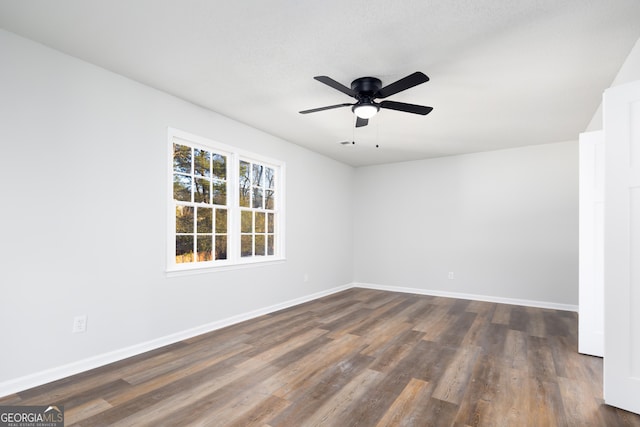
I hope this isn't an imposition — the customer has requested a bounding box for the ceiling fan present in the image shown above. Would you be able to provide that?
[299,71,433,127]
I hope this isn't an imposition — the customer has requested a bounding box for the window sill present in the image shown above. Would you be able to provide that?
[165,257,286,277]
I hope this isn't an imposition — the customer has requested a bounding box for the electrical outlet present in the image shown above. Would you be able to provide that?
[303,273,309,283]
[72,315,87,333]
[448,272,455,280]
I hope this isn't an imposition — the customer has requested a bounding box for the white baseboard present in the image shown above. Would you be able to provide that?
[353,282,579,312]
[0,283,352,398]
[1,281,577,397]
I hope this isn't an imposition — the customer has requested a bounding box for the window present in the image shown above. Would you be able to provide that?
[239,160,277,257]
[168,128,284,272]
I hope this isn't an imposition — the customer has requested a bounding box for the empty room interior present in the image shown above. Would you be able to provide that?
[1,1,640,426]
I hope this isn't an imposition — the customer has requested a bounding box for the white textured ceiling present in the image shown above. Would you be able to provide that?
[1,0,639,166]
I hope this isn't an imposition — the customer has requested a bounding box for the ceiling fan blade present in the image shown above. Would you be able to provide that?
[299,103,353,114]
[314,76,356,98]
[376,72,429,99]
[355,117,369,128]
[380,100,433,115]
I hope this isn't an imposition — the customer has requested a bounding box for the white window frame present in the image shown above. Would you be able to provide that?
[167,128,285,274]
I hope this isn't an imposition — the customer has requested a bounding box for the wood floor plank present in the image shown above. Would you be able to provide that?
[437,311,478,347]
[315,299,364,323]
[360,320,417,357]
[494,366,530,427]
[410,397,459,427]
[121,336,252,385]
[413,305,451,337]
[237,327,328,367]
[374,377,432,427]
[527,377,566,427]
[349,297,413,336]
[320,307,374,337]
[557,376,606,427]
[465,300,496,317]
[225,395,290,427]
[526,335,558,381]
[508,305,530,332]
[502,328,528,370]
[2,288,638,426]
[73,353,258,426]
[339,297,409,338]
[299,368,383,426]
[336,345,431,425]
[367,329,425,373]
[525,306,547,337]
[271,334,367,401]
[401,297,436,323]
[454,354,502,426]
[63,398,113,426]
[112,364,284,427]
[14,347,180,404]
[104,345,252,407]
[481,323,508,358]
[362,291,404,309]
[0,394,22,405]
[491,303,511,325]
[431,345,480,405]
[460,315,491,348]
[266,352,374,426]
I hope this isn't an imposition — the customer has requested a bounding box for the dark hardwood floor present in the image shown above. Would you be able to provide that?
[2,288,640,426]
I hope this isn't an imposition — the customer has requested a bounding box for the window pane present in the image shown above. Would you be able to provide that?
[213,154,226,180]
[252,188,263,209]
[255,212,265,233]
[267,213,274,233]
[252,164,264,186]
[213,180,226,205]
[239,188,250,207]
[197,207,212,233]
[197,235,213,261]
[176,205,194,233]
[239,161,251,207]
[173,144,191,173]
[216,235,227,260]
[241,235,253,257]
[255,235,265,256]
[173,174,192,202]
[194,149,211,177]
[266,167,275,189]
[215,209,227,233]
[267,234,274,255]
[194,178,211,203]
[265,190,274,210]
[241,210,253,233]
[176,235,194,263]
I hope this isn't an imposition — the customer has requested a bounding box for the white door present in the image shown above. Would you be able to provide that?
[603,79,640,415]
[579,131,604,357]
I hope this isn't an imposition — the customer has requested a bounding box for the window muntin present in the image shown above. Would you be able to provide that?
[168,129,283,271]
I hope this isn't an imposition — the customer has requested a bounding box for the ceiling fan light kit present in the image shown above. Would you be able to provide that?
[299,71,433,128]
[353,104,379,119]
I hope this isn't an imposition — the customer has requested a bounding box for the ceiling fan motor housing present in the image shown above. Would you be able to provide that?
[351,77,381,115]
[351,77,382,98]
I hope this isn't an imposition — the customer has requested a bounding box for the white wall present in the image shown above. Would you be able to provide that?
[0,30,354,387]
[586,36,640,131]
[353,141,578,305]
[0,27,582,393]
